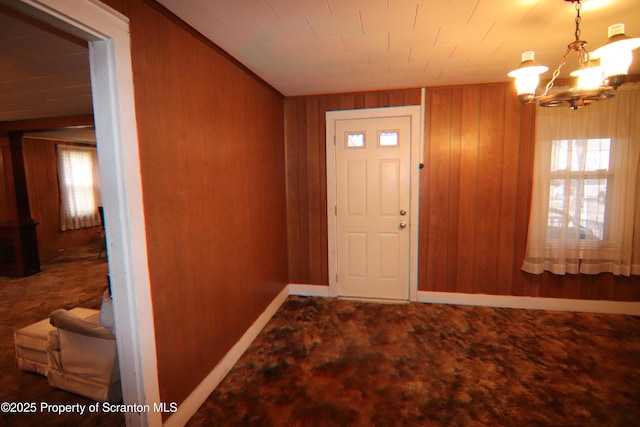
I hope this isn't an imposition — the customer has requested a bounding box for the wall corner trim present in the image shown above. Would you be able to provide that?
[417,291,640,316]
[164,285,290,427]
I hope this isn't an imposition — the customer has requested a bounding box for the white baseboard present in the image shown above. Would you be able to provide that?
[418,291,640,316]
[288,283,331,297]
[289,283,640,315]
[164,285,290,427]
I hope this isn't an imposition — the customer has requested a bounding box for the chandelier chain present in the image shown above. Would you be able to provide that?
[574,0,582,41]
[542,48,571,96]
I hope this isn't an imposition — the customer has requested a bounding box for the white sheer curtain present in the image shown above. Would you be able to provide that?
[57,144,102,231]
[522,82,640,276]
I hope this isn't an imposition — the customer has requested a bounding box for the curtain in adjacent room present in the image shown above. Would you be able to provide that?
[57,144,102,231]
[522,82,640,276]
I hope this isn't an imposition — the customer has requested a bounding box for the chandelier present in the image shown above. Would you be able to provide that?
[508,0,640,109]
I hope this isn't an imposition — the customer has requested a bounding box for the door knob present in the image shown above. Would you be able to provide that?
[399,209,407,216]
[399,222,407,230]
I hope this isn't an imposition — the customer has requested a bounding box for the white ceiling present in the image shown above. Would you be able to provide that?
[0,0,639,125]
[0,5,92,123]
[158,0,640,96]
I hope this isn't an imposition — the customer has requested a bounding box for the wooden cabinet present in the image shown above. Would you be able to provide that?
[0,219,40,277]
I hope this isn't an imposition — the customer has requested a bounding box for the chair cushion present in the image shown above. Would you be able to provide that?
[15,308,99,351]
[50,309,115,340]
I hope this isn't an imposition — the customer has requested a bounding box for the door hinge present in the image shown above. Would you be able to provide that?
[335,205,337,215]
[333,134,336,145]
[336,273,338,283]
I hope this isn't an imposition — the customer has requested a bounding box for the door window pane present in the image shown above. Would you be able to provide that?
[379,130,399,147]
[346,132,365,148]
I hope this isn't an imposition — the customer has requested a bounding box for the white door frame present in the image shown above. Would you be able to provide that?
[326,106,421,302]
[9,1,160,426]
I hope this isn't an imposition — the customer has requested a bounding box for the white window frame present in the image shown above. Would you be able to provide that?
[57,144,101,230]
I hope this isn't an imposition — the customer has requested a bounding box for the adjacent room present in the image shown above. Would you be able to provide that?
[1,0,639,426]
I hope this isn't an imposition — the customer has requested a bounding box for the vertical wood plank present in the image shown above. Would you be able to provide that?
[425,88,452,291]
[284,99,302,282]
[512,103,537,296]
[472,85,505,295]
[445,88,462,292]
[306,99,322,282]
[496,87,521,295]
[455,86,480,293]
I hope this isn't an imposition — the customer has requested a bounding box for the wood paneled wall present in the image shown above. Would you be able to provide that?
[285,84,640,302]
[104,0,288,408]
[285,89,422,285]
[420,84,528,295]
[421,84,640,301]
[21,137,99,257]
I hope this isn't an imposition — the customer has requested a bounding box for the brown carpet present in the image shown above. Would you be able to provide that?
[188,296,640,427]
[0,244,124,426]
[4,249,639,427]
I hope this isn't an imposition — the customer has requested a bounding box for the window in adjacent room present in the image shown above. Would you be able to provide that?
[57,144,101,230]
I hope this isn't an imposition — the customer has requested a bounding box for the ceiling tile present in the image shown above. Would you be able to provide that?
[254,40,303,58]
[469,0,536,24]
[351,62,389,76]
[293,55,332,71]
[435,22,494,45]
[158,0,226,31]
[409,45,457,62]
[341,32,388,51]
[368,48,411,64]
[264,0,330,18]
[327,51,369,67]
[201,0,276,23]
[201,22,268,47]
[415,0,478,28]
[389,59,427,73]
[360,3,419,32]
[325,0,387,13]
[297,37,345,56]
[451,40,503,58]
[315,65,353,79]
[306,11,362,37]
[257,16,315,42]
[389,28,439,49]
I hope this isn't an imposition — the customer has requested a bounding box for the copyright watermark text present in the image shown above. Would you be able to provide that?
[1,401,178,415]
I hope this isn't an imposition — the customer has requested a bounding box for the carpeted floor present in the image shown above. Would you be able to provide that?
[0,244,124,426]
[4,248,639,427]
[188,296,640,427]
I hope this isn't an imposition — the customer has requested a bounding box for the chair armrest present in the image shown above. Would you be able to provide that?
[50,309,115,340]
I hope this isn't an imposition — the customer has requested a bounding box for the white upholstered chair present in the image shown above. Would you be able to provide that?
[46,289,121,402]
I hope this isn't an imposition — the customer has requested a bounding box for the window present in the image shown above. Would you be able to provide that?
[547,139,610,241]
[57,145,101,231]
[522,83,640,276]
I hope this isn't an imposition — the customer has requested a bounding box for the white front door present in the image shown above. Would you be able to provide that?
[334,115,411,300]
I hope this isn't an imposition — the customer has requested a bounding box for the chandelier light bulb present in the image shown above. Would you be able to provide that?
[570,60,604,90]
[507,51,549,102]
[592,24,640,88]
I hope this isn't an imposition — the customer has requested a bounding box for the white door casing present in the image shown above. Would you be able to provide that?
[10,1,160,426]
[327,106,421,301]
